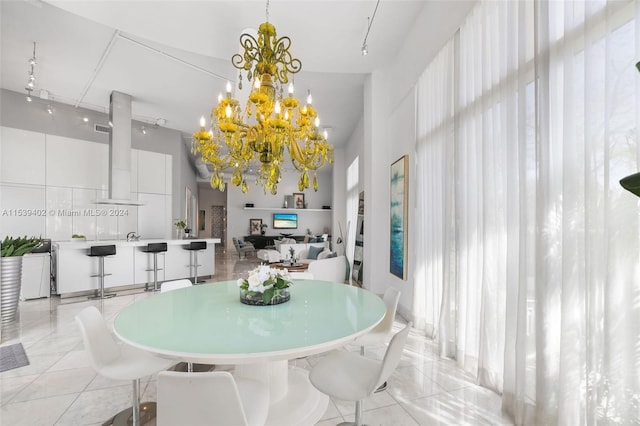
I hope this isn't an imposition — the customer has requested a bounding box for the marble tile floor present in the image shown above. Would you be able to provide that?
[1,249,514,425]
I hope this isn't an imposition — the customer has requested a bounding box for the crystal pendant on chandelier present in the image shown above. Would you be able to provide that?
[192,7,333,195]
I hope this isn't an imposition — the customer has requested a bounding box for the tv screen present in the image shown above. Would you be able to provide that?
[273,213,298,229]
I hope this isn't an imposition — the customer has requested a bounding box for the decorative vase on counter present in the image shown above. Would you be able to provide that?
[1,257,23,324]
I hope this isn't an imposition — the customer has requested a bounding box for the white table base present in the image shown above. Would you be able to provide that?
[235,361,329,425]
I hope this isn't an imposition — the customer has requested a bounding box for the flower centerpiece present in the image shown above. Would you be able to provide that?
[237,265,293,306]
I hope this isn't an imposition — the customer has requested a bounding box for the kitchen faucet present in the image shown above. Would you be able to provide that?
[126,232,140,241]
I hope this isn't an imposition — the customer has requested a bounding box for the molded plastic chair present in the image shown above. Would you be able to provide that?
[353,287,401,354]
[289,271,314,280]
[307,255,347,283]
[157,370,269,426]
[75,306,175,426]
[160,279,193,293]
[159,278,212,372]
[310,322,412,426]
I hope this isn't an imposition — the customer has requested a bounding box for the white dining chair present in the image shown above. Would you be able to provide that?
[160,278,212,372]
[307,255,347,283]
[157,370,270,426]
[352,287,401,392]
[75,306,175,426]
[289,271,314,280]
[309,322,412,426]
[353,287,401,354]
[160,279,193,293]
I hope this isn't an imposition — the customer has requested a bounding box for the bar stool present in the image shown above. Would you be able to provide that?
[143,242,167,292]
[88,244,117,299]
[183,241,206,284]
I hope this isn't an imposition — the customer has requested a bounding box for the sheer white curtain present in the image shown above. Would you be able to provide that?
[414,0,640,424]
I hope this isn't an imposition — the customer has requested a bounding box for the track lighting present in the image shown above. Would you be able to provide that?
[360,1,380,57]
[46,104,53,115]
[83,117,89,123]
[141,126,147,135]
[25,42,37,100]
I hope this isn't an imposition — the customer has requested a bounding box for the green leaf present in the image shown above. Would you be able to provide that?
[262,288,275,303]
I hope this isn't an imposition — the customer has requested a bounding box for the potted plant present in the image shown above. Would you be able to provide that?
[175,219,187,239]
[1,236,42,323]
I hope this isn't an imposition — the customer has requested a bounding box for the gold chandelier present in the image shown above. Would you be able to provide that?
[192,6,333,195]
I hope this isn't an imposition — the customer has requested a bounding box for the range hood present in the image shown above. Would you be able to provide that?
[94,91,144,206]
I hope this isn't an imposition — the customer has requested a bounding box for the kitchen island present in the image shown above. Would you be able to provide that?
[53,238,220,297]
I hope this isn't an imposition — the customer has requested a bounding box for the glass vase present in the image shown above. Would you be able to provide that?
[239,287,290,306]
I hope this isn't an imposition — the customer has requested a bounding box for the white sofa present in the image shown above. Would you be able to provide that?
[279,242,328,264]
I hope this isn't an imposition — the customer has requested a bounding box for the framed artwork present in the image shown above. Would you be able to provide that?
[293,192,305,209]
[390,155,408,280]
[250,218,262,235]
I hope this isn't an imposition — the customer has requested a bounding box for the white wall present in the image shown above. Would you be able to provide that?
[359,1,476,318]
[0,126,173,240]
[0,88,198,241]
[225,169,332,251]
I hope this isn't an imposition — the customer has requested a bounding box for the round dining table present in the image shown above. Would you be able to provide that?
[113,279,386,425]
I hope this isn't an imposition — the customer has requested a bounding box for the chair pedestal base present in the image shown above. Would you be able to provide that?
[101,401,157,426]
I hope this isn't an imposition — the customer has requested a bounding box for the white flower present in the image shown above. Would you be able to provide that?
[237,278,245,287]
[248,274,265,292]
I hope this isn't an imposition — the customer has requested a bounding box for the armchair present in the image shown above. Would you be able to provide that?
[232,237,256,259]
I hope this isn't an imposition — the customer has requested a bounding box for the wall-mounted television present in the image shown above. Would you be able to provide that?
[273,213,298,229]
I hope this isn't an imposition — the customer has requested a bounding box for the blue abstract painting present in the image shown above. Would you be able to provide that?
[390,155,408,279]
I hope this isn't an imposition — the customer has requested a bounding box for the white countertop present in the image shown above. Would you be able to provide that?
[53,238,220,249]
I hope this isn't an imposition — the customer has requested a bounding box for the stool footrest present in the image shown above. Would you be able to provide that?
[90,273,113,278]
[145,268,164,272]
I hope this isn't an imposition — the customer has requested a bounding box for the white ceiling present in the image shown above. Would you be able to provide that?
[1,0,432,150]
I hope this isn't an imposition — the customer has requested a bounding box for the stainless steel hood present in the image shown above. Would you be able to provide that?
[94,91,144,206]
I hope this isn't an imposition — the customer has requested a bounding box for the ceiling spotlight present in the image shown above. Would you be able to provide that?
[361,1,379,57]
[83,117,89,123]
[46,105,53,115]
[141,126,147,135]
[26,94,32,102]
[27,80,34,88]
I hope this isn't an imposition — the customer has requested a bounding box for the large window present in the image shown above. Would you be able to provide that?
[414,1,639,424]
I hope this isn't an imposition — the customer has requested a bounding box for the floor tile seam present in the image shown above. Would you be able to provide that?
[4,388,81,408]
[52,391,83,426]
[0,374,40,406]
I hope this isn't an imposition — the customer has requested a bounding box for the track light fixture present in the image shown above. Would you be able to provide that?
[25,42,37,102]
[361,1,380,57]
[46,104,53,115]
[141,126,147,135]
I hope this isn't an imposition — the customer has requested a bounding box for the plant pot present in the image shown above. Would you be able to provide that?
[1,256,23,324]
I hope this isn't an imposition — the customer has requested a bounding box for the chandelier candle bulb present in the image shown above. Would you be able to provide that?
[192,8,334,194]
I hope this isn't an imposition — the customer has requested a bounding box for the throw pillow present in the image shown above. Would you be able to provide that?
[317,249,331,260]
[307,245,325,260]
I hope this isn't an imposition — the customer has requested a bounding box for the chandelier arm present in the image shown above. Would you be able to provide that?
[232,34,261,71]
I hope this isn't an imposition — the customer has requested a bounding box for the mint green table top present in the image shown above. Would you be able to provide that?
[113,280,386,364]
